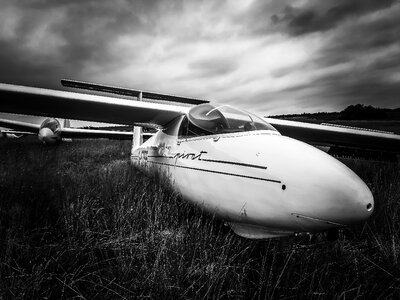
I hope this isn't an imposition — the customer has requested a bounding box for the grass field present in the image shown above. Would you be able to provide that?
[0,138,399,299]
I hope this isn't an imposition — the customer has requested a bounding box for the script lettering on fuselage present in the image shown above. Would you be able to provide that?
[173,151,207,161]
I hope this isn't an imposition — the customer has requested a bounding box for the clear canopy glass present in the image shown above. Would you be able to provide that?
[186,104,276,135]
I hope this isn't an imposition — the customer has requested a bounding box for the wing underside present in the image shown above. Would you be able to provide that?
[60,128,156,140]
[61,79,209,105]
[0,83,189,128]
[0,118,40,133]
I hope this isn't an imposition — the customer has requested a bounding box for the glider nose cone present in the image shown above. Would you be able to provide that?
[307,151,374,226]
[312,152,374,227]
[273,137,374,230]
[338,172,374,224]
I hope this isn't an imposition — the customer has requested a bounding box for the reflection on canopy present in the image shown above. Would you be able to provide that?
[185,104,276,136]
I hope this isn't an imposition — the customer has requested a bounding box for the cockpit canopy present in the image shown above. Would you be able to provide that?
[39,118,61,133]
[179,104,277,137]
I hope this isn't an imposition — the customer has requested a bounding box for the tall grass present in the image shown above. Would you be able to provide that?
[0,138,399,299]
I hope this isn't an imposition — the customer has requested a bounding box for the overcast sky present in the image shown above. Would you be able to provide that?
[0,0,399,124]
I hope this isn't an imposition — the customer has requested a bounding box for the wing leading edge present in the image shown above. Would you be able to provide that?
[0,83,189,128]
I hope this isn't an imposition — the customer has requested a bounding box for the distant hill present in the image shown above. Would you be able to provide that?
[268,104,400,134]
[269,104,400,121]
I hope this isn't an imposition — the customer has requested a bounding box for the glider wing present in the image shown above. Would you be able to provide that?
[265,117,400,153]
[0,118,40,133]
[0,83,189,128]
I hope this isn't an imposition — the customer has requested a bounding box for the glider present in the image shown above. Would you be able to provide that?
[0,116,136,144]
[1,80,399,239]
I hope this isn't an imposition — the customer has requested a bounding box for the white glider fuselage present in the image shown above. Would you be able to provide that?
[131,107,374,239]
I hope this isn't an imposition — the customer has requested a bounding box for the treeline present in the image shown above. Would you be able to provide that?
[271,104,400,120]
[340,104,388,120]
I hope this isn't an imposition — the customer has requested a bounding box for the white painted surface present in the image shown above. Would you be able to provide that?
[132,123,374,238]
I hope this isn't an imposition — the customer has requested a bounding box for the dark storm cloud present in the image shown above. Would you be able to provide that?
[308,2,400,108]
[0,41,70,88]
[271,0,397,36]
[310,71,400,109]
[315,8,400,67]
[1,0,399,116]
[250,0,400,111]
[318,60,400,107]
[0,0,168,88]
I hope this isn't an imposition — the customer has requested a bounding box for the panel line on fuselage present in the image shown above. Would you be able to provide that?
[146,159,281,183]
[146,155,268,170]
[199,158,267,170]
[148,155,176,159]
